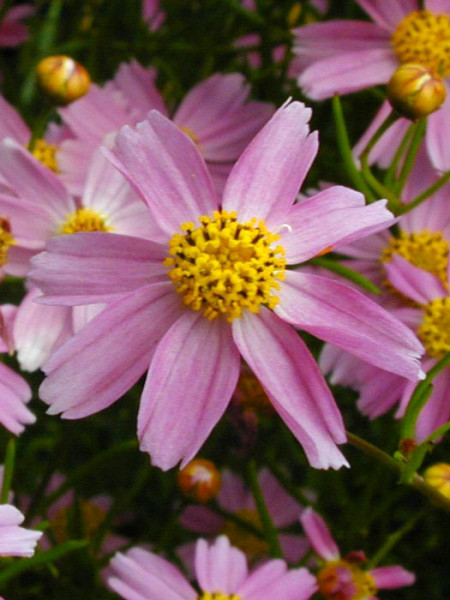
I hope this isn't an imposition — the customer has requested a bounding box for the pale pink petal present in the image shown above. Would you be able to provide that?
[138,312,240,470]
[370,565,415,589]
[239,563,316,600]
[299,507,340,561]
[0,193,55,250]
[298,49,397,100]
[279,534,310,564]
[39,282,183,418]
[258,469,301,527]
[281,188,394,264]
[222,101,318,228]
[232,309,348,470]
[218,470,248,512]
[0,95,29,144]
[0,505,42,557]
[415,370,450,441]
[0,362,35,434]
[426,0,450,11]
[355,0,416,30]
[179,505,223,534]
[112,60,167,117]
[108,112,218,236]
[276,270,424,380]
[30,232,167,305]
[384,255,447,304]
[357,369,408,418]
[427,83,450,172]
[195,536,248,594]
[337,231,391,261]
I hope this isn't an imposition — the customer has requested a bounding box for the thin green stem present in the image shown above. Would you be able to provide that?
[384,123,415,187]
[360,156,400,207]
[247,460,282,558]
[358,110,397,164]
[1,438,16,504]
[393,117,427,195]
[396,170,450,215]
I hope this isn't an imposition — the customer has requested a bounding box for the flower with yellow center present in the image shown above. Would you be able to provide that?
[0,217,15,267]
[59,207,113,235]
[29,139,59,173]
[317,559,377,600]
[418,297,450,358]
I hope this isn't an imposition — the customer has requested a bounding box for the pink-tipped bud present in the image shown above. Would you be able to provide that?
[36,55,91,105]
[423,463,450,500]
[177,458,221,503]
[387,63,446,120]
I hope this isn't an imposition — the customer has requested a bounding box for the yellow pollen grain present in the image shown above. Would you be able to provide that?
[30,139,59,173]
[59,207,113,234]
[0,217,15,266]
[196,593,241,600]
[391,10,450,76]
[381,229,449,288]
[318,560,377,600]
[164,210,286,322]
[418,297,450,358]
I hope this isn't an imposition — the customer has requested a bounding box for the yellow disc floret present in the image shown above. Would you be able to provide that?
[391,10,450,76]
[317,560,377,600]
[0,217,15,266]
[30,139,59,172]
[165,210,286,321]
[381,229,449,287]
[197,593,241,600]
[418,297,450,358]
[59,207,112,234]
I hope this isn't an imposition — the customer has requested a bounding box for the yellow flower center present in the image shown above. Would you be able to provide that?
[51,500,106,544]
[165,210,286,322]
[391,10,450,76]
[381,229,449,288]
[221,508,268,559]
[418,297,450,358]
[30,139,59,172]
[59,207,112,234]
[197,594,241,600]
[317,560,377,600]
[0,217,15,266]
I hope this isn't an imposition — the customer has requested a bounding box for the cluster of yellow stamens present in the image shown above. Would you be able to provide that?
[30,139,59,172]
[391,10,450,76]
[0,217,15,266]
[197,593,241,600]
[418,297,450,358]
[221,508,268,559]
[317,560,377,600]
[165,210,286,321]
[381,229,449,287]
[59,207,112,234]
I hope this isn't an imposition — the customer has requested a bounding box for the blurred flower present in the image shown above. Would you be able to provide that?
[300,508,415,600]
[142,0,165,31]
[423,463,450,499]
[0,2,33,48]
[36,55,91,105]
[31,102,423,471]
[177,459,221,503]
[0,504,41,557]
[108,535,317,600]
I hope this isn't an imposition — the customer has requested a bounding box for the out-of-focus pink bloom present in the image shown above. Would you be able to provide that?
[108,535,317,600]
[300,508,415,600]
[0,504,42,557]
[0,2,33,48]
[179,468,309,566]
[293,0,450,171]
[142,0,165,31]
[30,102,423,471]
[57,62,274,195]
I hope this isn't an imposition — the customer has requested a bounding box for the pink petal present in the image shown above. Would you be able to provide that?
[222,101,318,228]
[357,369,408,418]
[298,49,397,100]
[281,188,394,264]
[239,564,317,600]
[108,112,218,236]
[232,308,348,470]
[258,469,302,527]
[30,232,167,305]
[370,565,415,589]
[416,369,450,441]
[299,507,340,561]
[112,60,167,117]
[179,505,223,534]
[427,84,450,172]
[276,270,424,380]
[0,94,29,144]
[195,536,248,595]
[39,282,182,418]
[0,505,42,557]
[426,0,450,11]
[138,311,240,470]
[0,362,35,435]
[0,192,55,250]
[218,470,248,512]
[355,0,416,30]
[384,255,447,304]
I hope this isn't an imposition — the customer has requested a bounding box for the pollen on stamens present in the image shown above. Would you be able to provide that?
[59,207,113,235]
[391,10,450,76]
[29,139,59,173]
[197,593,242,600]
[0,217,15,266]
[164,210,286,322]
[317,559,377,600]
[418,297,450,358]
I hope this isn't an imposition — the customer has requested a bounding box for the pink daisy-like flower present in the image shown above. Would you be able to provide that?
[30,102,424,471]
[0,504,42,557]
[179,468,309,566]
[300,507,415,600]
[293,0,450,170]
[107,535,317,600]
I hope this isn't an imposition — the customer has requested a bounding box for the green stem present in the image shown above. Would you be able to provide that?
[393,117,427,195]
[1,438,16,504]
[308,257,381,295]
[332,96,376,203]
[247,460,283,557]
[357,110,397,164]
[384,123,415,187]
[396,170,450,215]
[360,156,400,207]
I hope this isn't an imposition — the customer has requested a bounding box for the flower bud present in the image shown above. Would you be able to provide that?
[387,63,446,120]
[36,55,91,105]
[177,459,221,503]
[423,463,450,500]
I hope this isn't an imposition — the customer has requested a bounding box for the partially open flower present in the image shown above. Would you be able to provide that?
[36,55,91,105]
[177,458,221,503]
[423,463,450,500]
[387,63,446,120]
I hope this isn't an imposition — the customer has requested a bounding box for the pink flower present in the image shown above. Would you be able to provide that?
[292,0,450,170]
[30,102,423,470]
[179,468,309,566]
[300,508,415,600]
[0,2,33,48]
[0,504,42,557]
[107,535,317,600]
[142,0,165,31]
